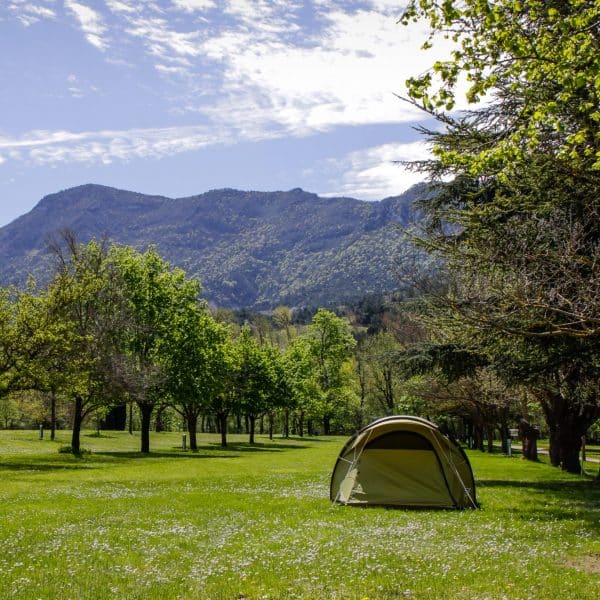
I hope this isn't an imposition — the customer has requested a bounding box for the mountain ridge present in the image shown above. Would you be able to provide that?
[0,183,424,309]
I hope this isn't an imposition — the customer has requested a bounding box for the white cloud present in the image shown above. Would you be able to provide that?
[323,141,432,200]
[171,0,215,12]
[223,0,301,35]
[124,15,203,64]
[6,1,56,26]
[365,0,406,15]
[104,0,137,14]
[154,64,189,75]
[0,124,240,167]
[64,0,108,51]
[196,6,452,139]
[1,1,464,175]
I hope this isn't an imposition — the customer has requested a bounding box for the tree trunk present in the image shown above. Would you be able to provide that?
[218,412,228,447]
[138,403,154,453]
[298,411,304,437]
[50,392,57,441]
[518,419,539,461]
[557,423,584,474]
[128,402,134,435]
[283,410,290,438]
[268,413,274,440]
[541,390,599,473]
[155,405,166,432]
[547,421,560,466]
[473,422,484,451]
[486,426,494,453]
[499,423,510,454]
[187,412,198,451]
[249,415,256,444]
[71,395,84,454]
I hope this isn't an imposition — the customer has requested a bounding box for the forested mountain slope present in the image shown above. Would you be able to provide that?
[0,184,422,308]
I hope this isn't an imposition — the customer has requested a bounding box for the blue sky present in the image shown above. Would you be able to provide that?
[0,0,451,227]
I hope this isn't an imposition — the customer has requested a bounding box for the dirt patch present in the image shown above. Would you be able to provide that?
[565,554,600,574]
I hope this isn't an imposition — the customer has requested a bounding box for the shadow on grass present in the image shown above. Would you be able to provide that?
[479,478,600,531]
[479,478,600,491]
[93,442,311,458]
[198,441,311,452]
[0,461,92,472]
[92,450,242,460]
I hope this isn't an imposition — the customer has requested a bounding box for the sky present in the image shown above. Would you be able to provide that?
[0,0,451,228]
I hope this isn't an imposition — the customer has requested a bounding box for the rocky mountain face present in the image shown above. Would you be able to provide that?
[0,183,424,309]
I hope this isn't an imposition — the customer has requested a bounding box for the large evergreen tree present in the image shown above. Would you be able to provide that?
[401,0,600,472]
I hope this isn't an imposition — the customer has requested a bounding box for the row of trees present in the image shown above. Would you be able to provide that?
[1,229,597,474]
[0,233,361,453]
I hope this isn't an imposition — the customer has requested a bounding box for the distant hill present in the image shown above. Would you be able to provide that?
[0,184,424,309]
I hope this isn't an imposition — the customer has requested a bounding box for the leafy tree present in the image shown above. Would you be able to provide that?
[262,344,292,439]
[112,246,199,453]
[401,0,600,177]
[9,285,79,439]
[407,369,520,453]
[282,337,321,437]
[235,326,275,444]
[273,305,296,345]
[304,309,356,434]
[162,304,230,450]
[210,341,238,447]
[362,330,405,416]
[45,233,125,454]
[400,0,600,472]
[0,287,18,396]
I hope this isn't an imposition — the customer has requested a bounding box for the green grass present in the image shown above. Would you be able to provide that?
[0,430,598,599]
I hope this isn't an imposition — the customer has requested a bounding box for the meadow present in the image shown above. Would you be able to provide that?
[0,430,598,600]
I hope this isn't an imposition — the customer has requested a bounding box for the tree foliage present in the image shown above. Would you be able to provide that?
[401,0,600,174]
[111,245,199,453]
[401,0,600,472]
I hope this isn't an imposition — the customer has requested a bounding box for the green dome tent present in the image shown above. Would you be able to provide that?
[330,416,477,509]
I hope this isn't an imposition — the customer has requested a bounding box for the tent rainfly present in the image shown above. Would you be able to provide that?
[330,416,477,509]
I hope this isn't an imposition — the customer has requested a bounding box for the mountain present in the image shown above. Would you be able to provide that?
[0,184,423,309]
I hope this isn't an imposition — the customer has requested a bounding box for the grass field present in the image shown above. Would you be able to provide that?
[0,430,598,599]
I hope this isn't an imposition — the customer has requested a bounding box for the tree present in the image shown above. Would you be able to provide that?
[262,344,292,439]
[162,304,230,451]
[282,337,321,437]
[304,309,356,434]
[210,338,238,448]
[0,287,18,396]
[112,246,199,454]
[235,326,275,444]
[400,0,600,472]
[273,305,296,345]
[45,233,125,454]
[407,369,520,453]
[9,285,80,440]
[362,330,405,416]
[401,1,600,179]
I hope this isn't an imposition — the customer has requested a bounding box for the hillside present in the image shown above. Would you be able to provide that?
[0,184,423,309]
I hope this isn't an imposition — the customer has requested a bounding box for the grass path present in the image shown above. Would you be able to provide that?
[0,430,598,599]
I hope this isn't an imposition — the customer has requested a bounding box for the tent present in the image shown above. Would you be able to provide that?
[330,416,477,509]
